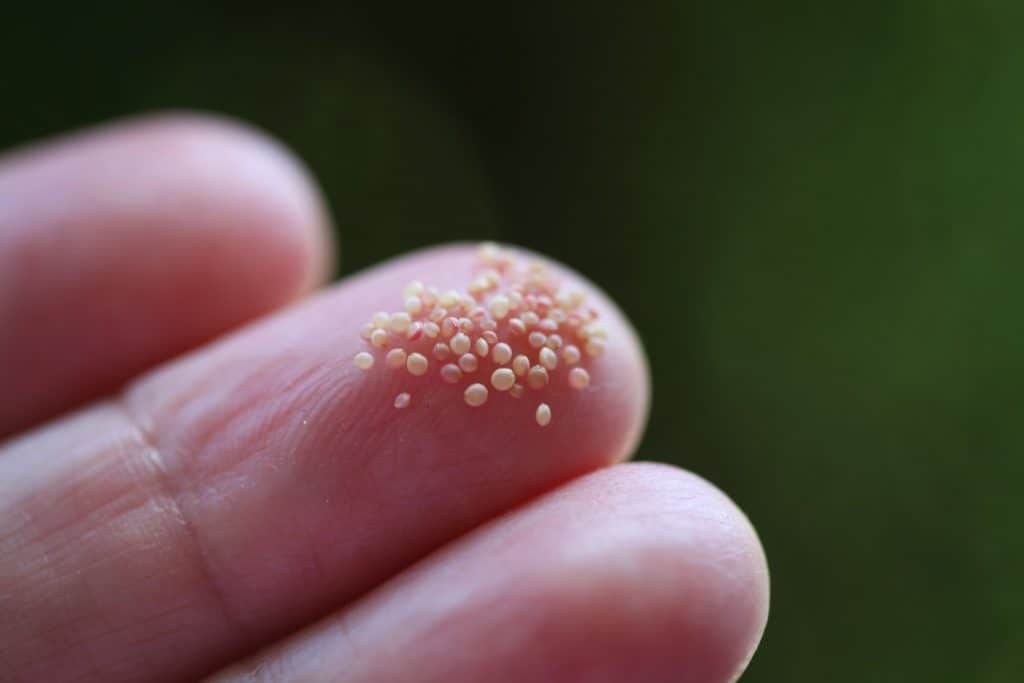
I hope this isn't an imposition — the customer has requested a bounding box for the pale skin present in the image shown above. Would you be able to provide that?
[0,114,769,682]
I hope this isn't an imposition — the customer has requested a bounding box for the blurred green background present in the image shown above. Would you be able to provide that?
[3,2,1021,680]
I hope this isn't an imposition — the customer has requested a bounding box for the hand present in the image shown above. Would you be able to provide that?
[0,114,769,682]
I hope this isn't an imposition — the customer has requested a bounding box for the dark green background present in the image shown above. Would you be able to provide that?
[4,3,1020,681]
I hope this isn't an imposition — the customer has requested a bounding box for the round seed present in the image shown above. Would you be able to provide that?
[441,363,463,383]
[488,295,510,319]
[405,297,423,315]
[406,353,428,376]
[450,332,471,355]
[535,403,552,427]
[562,345,581,365]
[353,352,374,370]
[528,331,547,349]
[474,338,489,358]
[390,312,412,334]
[394,392,411,409]
[372,312,390,328]
[385,348,407,368]
[568,367,590,390]
[464,383,488,407]
[512,354,530,377]
[433,343,451,360]
[492,343,513,365]
[458,353,478,373]
[539,347,558,370]
[370,328,389,348]
[527,365,549,390]
[491,368,516,391]
[585,339,606,357]
[509,383,524,398]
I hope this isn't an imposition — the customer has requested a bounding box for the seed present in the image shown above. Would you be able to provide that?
[390,312,412,334]
[539,347,558,370]
[535,403,552,427]
[372,312,390,328]
[562,345,581,365]
[406,322,423,341]
[405,297,423,315]
[370,328,389,348]
[441,363,463,383]
[528,331,547,349]
[359,323,374,340]
[482,330,499,345]
[474,338,489,357]
[585,339,605,357]
[568,367,590,389]
[458,353,478,373]
[545,334,563,350]
[512,354,530,376]
[492,343,512,365]
[522,311,539,327]
[510,383,524,398]
[403,280,424,298]
[433,343,451,360]
[527,365,549,390]
[464,383,488,407]
[385,348,407,368]
[394,392,411,409]
[353,352,374,370]
[450,332,471,355]
[489,295,510,319]
[441,317,459,338]
[439,290,459,308]
[406,353,428,376]
[424,321,440,338]
[508,318,526,335]
[491,368,516,391]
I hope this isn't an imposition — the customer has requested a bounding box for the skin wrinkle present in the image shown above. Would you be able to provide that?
[113,399,253,648]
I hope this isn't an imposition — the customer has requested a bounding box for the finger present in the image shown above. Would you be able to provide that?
[0,244,649,683]
[208,463,770,683]
[0,112,332,437]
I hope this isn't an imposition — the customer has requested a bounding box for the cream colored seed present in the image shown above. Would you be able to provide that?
[488,295,510,319]
[370,328,389,348]
[359,323,374,340]
[439,290,459,308]
[386,348,407,368]
[535,403,552,427]
[424,321,440,338]
[539,347,558,370]
[491,368,516,391]
[372,312,390,328]
[474,338,489,357]
[390,312,412,334]
[512,354,530,376]
[403,280,424,298]
[482,330,499,345]
[545,334,563,350]
[353,352,374,370]
[406,353,429,376]
[429,307,447,323]
[492,343,513,365]
[508,318,526,336]
[432,343,450,360]
[539,318,558,333]
[405,297,423,315]
[450,332,471,355]
[527,365,549,390]
[522,311,539,327]
[509,383,524,399]
[441,317,458,338]
[394,392,411,409]
[422,288,438,307]
[528,331,547,349]
[562,345,581,365]
[585,339,606,357]
[480,319,497,332]
[464,383,489,407]
[459,317,474,333]
[568,367,590,390]
[458,353,479,373]
[441,363,463,383]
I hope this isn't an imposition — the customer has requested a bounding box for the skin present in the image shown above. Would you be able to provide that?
[0,114,769,682]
